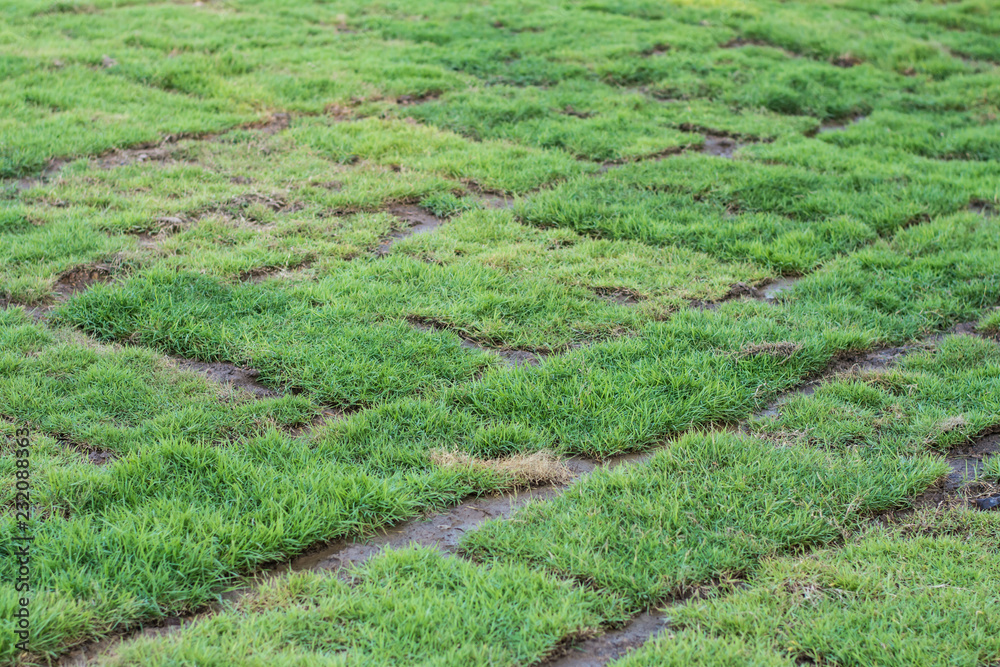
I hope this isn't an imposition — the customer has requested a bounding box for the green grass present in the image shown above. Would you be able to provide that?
[2,0,1000,662]
[108,546,624,667]
[461,329,998,612]
[615,512,1000,667]
[460,430,944,610]
[749,333,1000,457]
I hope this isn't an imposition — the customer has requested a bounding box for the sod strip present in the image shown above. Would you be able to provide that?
[463,332,1000,660]
[610,511,1000,667]
[56,335,938,665]
[107,547,624,667]
[71,331,981,666]
[4,202,999,662]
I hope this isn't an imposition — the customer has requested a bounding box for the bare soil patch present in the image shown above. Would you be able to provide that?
[171,357,280,399]
[375,205,445,255]
[54,265,113,299]
[592,287,645,305]
[545,612,670,667]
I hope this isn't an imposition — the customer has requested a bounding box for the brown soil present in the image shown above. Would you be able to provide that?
[545,612,669,666]
[701,134,741,158]
[54,265,113,299]
[815,115,867,135]
[375,205,445,255]
[171,357,280,399]
[592,287,645,305]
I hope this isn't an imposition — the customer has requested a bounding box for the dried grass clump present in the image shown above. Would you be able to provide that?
[430,449,572,487]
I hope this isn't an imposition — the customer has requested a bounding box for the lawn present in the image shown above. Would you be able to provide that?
[1,0,999,665]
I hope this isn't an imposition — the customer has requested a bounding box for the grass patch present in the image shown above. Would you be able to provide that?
[108,546,624,667]
[616,512,1000,666]
[460,430,943,611]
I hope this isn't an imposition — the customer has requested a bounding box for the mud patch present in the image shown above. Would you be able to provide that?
[969,199,997,217]
[375,205,445,255]
[944,431,999,493]
[815,114,867,135]
[592,287,645,305]
[275,485,565,575]
[0,297,51,321]
[54,265,113,299]
[559,106,596,119]
[478,194,515,209]
[831,52,863,68]
[245,112,290,136]
[407,315,548,365]
[597,146,686,174]
[761,276,802,300]
[13,157,66,192]
[720,37,800,58]
[545,612,670,667]
[286,408,348,437]
[171,357,280,399]
[54,434,116,466]
[396,91,442,106]
[237,263,310,284]
[467,183,515,209]
[756,345,915,419]
[97,144,176,169]
[701,134,742,158]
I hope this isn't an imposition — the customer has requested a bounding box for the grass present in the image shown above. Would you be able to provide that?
[1,0,999,663]
[460,430,944,611]
[749,334,1000,458]
[108,546,624,667]
[461,330,998,611]
[615,511,1000,667]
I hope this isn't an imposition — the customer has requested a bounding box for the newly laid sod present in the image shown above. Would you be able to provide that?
[2,0,999,663]
[109,547,625,666]
[614,512,1000,667]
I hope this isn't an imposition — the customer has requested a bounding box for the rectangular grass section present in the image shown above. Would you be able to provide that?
[106,547,624,667]
[0,309,513,663]
[513,150,993,273]
[460,430,944,611]
[614,512,1000,667]
[750,333,1000,457]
